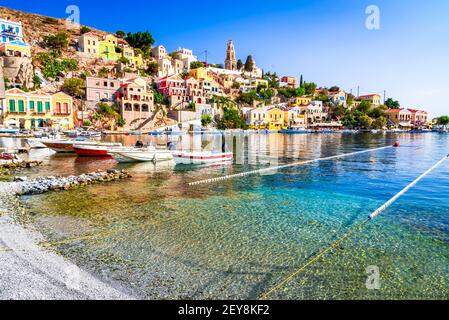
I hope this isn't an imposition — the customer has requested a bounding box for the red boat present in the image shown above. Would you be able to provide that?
[73,145,113,157]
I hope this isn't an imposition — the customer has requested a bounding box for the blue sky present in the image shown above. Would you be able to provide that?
[1,0,448,117]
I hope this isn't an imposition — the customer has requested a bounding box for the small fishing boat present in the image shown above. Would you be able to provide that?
[26,139,47,149]
[109,147,174,163]
[42,140,121,153]
[0,128,20,135]
[280,126,310,134]
[172,151,233,165]
[73,143,123,157]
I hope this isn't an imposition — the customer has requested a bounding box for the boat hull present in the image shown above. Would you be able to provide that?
[73,146,110,157]
[26,139,48,149]
[173,152,233,165]
[110,150,174,163]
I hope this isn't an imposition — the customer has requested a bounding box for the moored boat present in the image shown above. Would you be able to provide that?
[43,140,121,153]
[73,144,121,157]
[109,147,174,163]
[280,126,310,134]
[172,151,233,165]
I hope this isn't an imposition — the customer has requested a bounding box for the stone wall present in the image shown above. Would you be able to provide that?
[2,56,34,89]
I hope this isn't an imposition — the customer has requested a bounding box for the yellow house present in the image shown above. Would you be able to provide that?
[248,107,269,129]
[51,92,74,130]
[267,107,284,130]
[250,78,269,88]
[189,67,212,81]
[2,89,74,130]
[288,96,312,107]
[121,46,143,67]
[98,34,120,61]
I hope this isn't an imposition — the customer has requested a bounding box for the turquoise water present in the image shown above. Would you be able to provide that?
[12,133,449,299]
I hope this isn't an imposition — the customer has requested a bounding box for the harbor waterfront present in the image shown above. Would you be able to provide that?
[1,132,448,299]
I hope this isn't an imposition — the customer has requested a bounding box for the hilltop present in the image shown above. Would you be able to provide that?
[0,6,108,56]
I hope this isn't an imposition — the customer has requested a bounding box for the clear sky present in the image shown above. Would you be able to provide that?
[1,0,448,117]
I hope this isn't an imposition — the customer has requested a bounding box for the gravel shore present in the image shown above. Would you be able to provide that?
[0,182,134,300]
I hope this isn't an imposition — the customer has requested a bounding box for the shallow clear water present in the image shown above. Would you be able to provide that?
[5,133,449,299]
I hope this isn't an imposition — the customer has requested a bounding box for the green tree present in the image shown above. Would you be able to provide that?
[43,32,69,53]
[357,100,372,114]
[217,107,247,130]
[372,116,387,129]
[32,75,42,89]
[125,31,155,54]
[368,106,386,119]
[358,114,373,129]
[190,61,205,69]
[116,30,126,38]
[98,67,110,78]
[117,56,130,65]
[385,98,400,109]
[244,55,255,72]
[437,116,449,126]
[201,114,213,127]
[61,78,85,98]
[146,62,159,76]
[80,26,91,34]
[237,59,244,70]
[301,82,317,95]
[299,75,304,87]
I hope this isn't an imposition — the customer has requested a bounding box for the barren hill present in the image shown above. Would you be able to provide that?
[0,6,108,55]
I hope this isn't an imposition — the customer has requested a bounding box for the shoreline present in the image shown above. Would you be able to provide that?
[0,182,134,300]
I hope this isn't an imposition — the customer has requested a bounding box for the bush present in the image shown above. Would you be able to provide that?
[61,78,85,97]
[201,114,213,127]
[80,26,91,34]
[35,53,78,79]
[43,32,69,52]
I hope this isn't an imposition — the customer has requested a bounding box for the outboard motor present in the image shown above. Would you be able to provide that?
[135,141,144,148]
[167,141,176,151]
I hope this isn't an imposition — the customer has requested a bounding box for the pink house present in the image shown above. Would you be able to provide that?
[409,109,428,126]
[157,75,206,108]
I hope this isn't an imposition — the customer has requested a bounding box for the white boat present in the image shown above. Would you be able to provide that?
[172,151,233,165]
[109,147,174,163]
[26,139,48,149]
[42,140,121,153]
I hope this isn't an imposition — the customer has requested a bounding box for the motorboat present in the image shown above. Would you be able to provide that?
[280,126,310,134]
[172,151,233,165]
[73,143,123,157]
[26,139,48,149]
[42,140,121,153]
[108,147,174,163]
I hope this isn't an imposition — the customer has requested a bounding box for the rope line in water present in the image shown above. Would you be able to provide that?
[259,154,449,300]
[188,146,394,186]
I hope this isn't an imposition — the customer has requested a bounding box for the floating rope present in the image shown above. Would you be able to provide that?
[259,154,449,300]
[188,146,394,186]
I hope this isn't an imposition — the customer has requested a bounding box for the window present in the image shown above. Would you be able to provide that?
[9,99,15,112]
[29,100,35,111]
[55,102,61,113]
[45,101,50,111]
[63,103,69,114]
[18,100,24,112]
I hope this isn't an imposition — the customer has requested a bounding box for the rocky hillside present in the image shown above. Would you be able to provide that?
[0,6,108,56]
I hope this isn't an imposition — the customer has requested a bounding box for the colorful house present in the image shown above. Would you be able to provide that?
[250,78,269,88]
[248,107,269,128]
[284,106,306,127]
[0,18,31,57]
[358,94,382,106]
[98,34,120,61]
[2,89,74,129]
[189,67,212,81]
[51,92,74,129]
[267,107,284,130]
[384,108,413,129]
[288,96,312,107]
